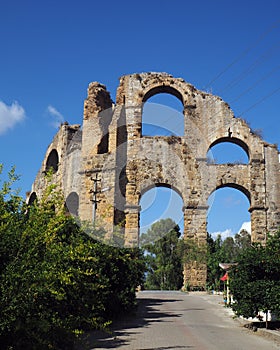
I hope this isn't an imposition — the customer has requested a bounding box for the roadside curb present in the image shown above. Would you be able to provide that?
[232,313,280,345]
[182,293,280,346]
[205,294,280,346]
[257,328,280,345]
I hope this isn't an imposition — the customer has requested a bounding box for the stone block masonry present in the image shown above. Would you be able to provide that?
[29,72,280,289]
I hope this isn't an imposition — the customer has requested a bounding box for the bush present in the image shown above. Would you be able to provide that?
[230,231,280,327]
[0,165,145,349]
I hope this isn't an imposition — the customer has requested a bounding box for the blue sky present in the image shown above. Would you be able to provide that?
[0,0,279,239]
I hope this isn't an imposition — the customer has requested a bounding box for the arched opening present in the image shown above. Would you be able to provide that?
[142,87,184,137]
[28,192,37,206]
[45,149,59,173]
[139,184,184,290]
[97,134,109,154]
[207,138,249,164]
[207,185,251,290]
[65,192,79,217]
[139,185,184,237]
[97,108,113,154]
[208,185,251,238]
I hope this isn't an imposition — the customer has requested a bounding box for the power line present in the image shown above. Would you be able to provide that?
[221,42,280,93]
[199,43,280,120]
[239,86,280,116]
[141,28,280,140]
[204,20,280,89]
[230,65,280,104]
[141,77,280,145]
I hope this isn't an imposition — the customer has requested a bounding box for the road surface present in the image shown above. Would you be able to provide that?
[80,291,280,349]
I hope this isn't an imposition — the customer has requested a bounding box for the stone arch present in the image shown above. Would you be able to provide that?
[45,149,59,173]
[28,192,37,206]
[139,182,184,235]
[207,137,250,162]
[134,150,188,206]
[65,192,79,216]
[140,182,184,202]
[30,72,280,290]
[141,84,185,137]
[208,182,252,240]
[142,85,184,106]
[213,183,251,205]
[207,184,252,243]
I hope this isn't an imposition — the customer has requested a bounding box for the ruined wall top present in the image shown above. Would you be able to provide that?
[84,82,113,119]
[29,71,280,247]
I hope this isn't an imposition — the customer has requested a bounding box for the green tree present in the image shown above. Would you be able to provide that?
[234,229,251,250]
[207,233,223,291]
[206,230,251,291]
[0,165,24,274]
[220,236,236,262]
[140,218,183,290]
[230,231,280,328]
[0,165,145,349]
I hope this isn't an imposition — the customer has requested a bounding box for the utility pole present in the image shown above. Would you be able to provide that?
[91,172,101,223]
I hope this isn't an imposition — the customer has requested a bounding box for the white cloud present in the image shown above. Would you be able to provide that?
[210,228,234,241]
[47,105,64,128]
[209,222,251,241]
[238,221,251,234]
[0,101,26,134]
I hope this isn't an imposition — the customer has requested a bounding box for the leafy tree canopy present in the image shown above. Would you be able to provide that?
[140,218,183,290]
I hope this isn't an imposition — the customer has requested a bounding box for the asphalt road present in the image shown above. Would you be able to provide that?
[80,291,280,350]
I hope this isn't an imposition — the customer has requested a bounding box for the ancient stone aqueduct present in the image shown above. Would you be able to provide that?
[29,72,280,289]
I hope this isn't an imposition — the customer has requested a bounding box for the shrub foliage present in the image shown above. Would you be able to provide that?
[0,166,145,349]
[230,231,280,322]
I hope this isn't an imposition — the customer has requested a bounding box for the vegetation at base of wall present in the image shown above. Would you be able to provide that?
[0,165,145,350]
[140,219,183,290]
[206,230,251,291]
[140,219,252,292]
[230,231,280,327]
[182,238,207,264]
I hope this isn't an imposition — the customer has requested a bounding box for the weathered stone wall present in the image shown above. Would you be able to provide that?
[30,123,82,206]
[29,72,280,290]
